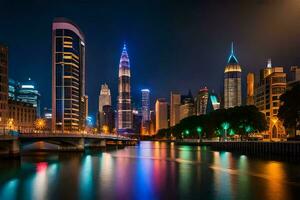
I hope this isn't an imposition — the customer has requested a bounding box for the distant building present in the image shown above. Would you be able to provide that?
[255,59,286,139]
[43,107,52,131]
[179,90,195,120]
[17,78,41,117]
[132,109,142,134]
[170,91,181,126]
[0,44,8,130]
[287,66,300,89]
[52,18,86,132]
[224,43,242,108]
[8,78,19,100]
[102,105,115,133]
[247,73,255,105]
[149,110,156,135]
[141,89,150,135]
[206,92,221,113]
[98,84,111,130]
[8,99,36,132]
[196,87,209,115]
[117,44,132,133]
[155,98,168,132]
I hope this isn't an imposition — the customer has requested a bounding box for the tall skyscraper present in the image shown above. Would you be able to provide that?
[247,73,255,105]
[117,44,132,133]
[255,59,286,139]
[141,89,150,122]
[98,84,111,130]
[196,87,209,115]
[17,78,41,117]
[155,98,168,132]
[52,18,86,132]
[170,91,181,127]
[224,43,242,109]
[0,44,8,130]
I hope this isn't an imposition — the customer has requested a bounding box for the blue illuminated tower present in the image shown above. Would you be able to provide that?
[224,42,242,108]
[117,43,132,133]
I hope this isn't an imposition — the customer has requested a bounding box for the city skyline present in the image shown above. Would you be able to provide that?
[2,0,300,118]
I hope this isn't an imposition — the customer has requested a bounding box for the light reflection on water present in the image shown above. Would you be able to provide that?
[0,141,299,200]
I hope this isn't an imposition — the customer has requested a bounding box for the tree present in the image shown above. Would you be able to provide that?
[278,84,300,131]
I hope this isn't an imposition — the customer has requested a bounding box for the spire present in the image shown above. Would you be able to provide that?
[267,58,272,68]
[227,42,239,64]
[119,42,130,68]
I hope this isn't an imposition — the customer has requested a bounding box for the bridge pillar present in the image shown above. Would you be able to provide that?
[77,138,85,151]
[9,139,20,156]
[100,139,106,148]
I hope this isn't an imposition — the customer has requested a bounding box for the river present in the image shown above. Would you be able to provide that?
[0,141,299,200]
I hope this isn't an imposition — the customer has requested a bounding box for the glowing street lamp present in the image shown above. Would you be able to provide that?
[185,130,190,135]
[197,126,203,142]
[34,118,46,132]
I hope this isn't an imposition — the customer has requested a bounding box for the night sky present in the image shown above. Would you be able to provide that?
[1,0,300,118]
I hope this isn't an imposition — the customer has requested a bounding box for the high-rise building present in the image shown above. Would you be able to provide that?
[17,78,41,117]
[149,110,156,135]
[255,59,286,140]
[247,73,255,105]
[170,91,181,127]
[141,89,150,135]
[155,98,168,132]
[0,44,8,130]
[117,44,132,133]
[98,84,111,130]
[196,87,209,115]
[52,18,86,133]
[224,43,242,108]
[179,90,195,120]
[102,105,115,133]
[206,92,221,113]
[287,66,300,89]
[8,78,19,100]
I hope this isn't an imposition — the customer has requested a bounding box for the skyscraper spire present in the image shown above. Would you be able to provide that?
[227,42,239,64]
[267,58,272,68]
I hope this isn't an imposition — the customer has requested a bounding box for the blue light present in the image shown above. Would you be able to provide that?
[141,89,150,92]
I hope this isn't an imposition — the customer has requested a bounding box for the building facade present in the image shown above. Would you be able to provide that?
[102,105,115,133]
[17,78,41,117]
[0,44,8,130]
[98,83,111,131]
[224,43,242,109]
[117,44,132,133]
[247,73,255,105]
[170,91,181,127]
[255,59,286,139]
[196,87,209,115]
[155,98,168,132]
[52,18,86,133]
[141,89,150,135]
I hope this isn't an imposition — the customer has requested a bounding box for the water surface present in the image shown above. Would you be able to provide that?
[0,141,299,199]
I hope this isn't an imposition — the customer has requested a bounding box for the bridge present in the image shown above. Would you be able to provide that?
[0,133,138,157]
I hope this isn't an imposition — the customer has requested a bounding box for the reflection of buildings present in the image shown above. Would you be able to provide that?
[17,78,41,117]
[98,84,111,130]
[155,98,168,132]
[170,91,181,127]
[224,43,242,108]
[179,90,194,120]
[117,44,132,133]
[196,87,209,115]
[255,59,286,139]
[0,44,8,130]
[52,18,86,132]
[247,73,255,105]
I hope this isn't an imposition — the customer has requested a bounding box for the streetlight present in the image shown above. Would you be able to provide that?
[221,122,230,141]
[197,126,202,142]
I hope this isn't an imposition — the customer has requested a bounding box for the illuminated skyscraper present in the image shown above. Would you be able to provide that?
[224,43,242,108]
[179,91,195,120]
[17,78,41,117]
[155,98,168,132]
[255,59,286,139]
[98,84,111,130]
[170,91,181,126]
[0,44,8,129]
[141,89,150,123]
[196,87,209,115]
[117,44,132,133]
[247,73,255,105]
[52,18,86,132]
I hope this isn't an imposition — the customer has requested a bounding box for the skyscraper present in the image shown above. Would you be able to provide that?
[196,87,209,115]
[155,98,168,132]
[17,78,41,117]
[52,18,86,132]
[247,72,255,105]
[98,84,111,130]
[0,44,8,130]
[117,44,132,133]
[224,43,242,109]
[141,89,150,135]
[255,59,286,140]
[170,91,181,127]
